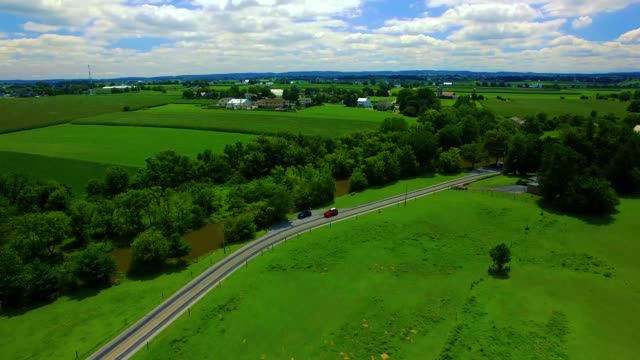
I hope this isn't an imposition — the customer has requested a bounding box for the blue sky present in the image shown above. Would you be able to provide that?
[0,0,639,79]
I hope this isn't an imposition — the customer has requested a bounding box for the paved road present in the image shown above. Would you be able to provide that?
[88,170,496,360]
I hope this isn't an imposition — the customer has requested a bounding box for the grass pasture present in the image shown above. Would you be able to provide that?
[0,243,248,360]
[0,124,256,167]
[134,186,640,360]
[0,92,181,134]
[73,104,410,137]
[0,151,136,195]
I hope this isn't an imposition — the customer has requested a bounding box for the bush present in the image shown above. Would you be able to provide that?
[168,233,191,258]
[131,229,170,267]
[224,214,256,245]
[71,243,116,287]
[438,147,462,174]
[488,243,511,277]
[349,168,368,192]
[123,105,130,112]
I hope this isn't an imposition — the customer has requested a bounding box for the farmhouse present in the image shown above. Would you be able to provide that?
[270,89,284,97]
[226,98,253,109]
[443,82,453,86]
[256,98,290,110]
[634,125,640,133]
[357,97,372,108]
[437,87,456,99]
[511,117,526,125]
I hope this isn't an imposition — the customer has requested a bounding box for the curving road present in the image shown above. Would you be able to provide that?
[88,170,497,360]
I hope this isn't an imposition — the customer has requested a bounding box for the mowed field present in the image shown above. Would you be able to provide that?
[0,92,181,133]
[133,183,640,360]
[481,98,629,118]
[0,124,256,167]
[73,104,412,137]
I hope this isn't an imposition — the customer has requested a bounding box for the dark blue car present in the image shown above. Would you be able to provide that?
[297,208,312,219]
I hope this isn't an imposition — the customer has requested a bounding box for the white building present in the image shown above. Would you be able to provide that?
[270,89,284,97]
[357,98,372,108]
[634,125,640,133]
[226,98,252,109]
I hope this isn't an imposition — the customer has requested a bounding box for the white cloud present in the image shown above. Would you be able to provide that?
[425,0,640,17]
[22,21,62,32]
[571,16,592,29]
[617,28,640,43]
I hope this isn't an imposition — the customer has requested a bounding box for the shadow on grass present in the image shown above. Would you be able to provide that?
[125,259,189,281]
[488,266,511,279]
[536,198,617,226]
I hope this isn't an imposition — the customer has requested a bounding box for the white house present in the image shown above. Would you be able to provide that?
[226,98,252,109]
[270,89,284,97]
[442,82,453,86]
[357,97,372,108]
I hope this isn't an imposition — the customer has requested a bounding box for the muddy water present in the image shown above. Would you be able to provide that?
[111,247,133,274]
[110,222,226,274]
[335,179,350,197]
[183,222,225,261]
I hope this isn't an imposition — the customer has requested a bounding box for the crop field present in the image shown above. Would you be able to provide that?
[72,104,411,137]
[0,124,256,167]
[481,98,629,118]
[0,92,185,134]
[0,151,136,195]
[134,186,640,360]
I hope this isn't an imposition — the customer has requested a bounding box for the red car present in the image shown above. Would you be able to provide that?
[324,208,339,218]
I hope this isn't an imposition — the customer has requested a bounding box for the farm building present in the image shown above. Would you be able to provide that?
[256,98,290,110]
[218,97,233,107]
[511,117,525,125]
[442,82,453,86]
[298,98,313,107]
[357,98,372,108]
[270,89,284,97]
[437,86,455,99]
[226,98,253,109]
[634,125,640,133]
[527,176,542,195]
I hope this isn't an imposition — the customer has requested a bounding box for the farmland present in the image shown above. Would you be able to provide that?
[0,124,256,167]
[133,186,640,360]
[0,92,185,134]
[0,151,136,195]
[72,104,412,137]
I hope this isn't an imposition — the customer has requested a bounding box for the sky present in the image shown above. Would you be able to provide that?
[0,0,639,79]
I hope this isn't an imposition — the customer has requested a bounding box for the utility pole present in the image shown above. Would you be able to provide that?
[404,184,408,207]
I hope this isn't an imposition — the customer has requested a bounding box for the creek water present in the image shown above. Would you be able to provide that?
[335,179,350,197]
[110,222,226,273]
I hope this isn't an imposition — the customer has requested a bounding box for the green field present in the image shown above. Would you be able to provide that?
[0,243,248,360]
[482,98,628,118]
[72,104,410,137]
[0,151,136,195]
[0,92,184,134]
[0,124,256,167]
[133,187,640,360]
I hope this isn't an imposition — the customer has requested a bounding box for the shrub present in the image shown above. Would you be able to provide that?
[488,243,511,277]
[71,243,116,287]
[131,229,170,267]
[349,168,368,192]
[224,214,256,244]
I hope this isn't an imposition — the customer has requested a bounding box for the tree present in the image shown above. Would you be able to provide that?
[141,151,194,188]
[13,211,71,260]
[182,89,195,99]
[224,214,256,244]
[483,129,510,164]
[538,143,585,201]
[168,234,191,258]
[131,229,170,267]
[438,147,462,174]
[0,246,33,307]
[437,125,463,150]
[460,142,487,169]
[563,177,619,214]
[489,243,511,277]
[349,168,368,192]
[69,200,96,245]
[86,179,105,198]
[71,243,116,287]
[627,100,640,113]
[44,187,71,212]
[104,166,129,197]
[380,117,409,133]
